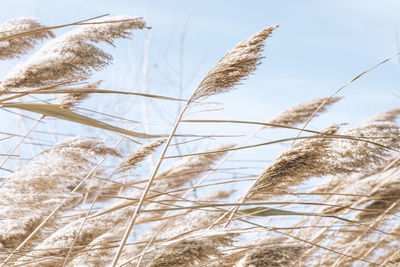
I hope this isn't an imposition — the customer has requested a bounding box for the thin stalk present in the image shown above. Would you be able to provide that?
[111,100,192,266]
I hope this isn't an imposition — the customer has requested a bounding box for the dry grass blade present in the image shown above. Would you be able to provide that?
[182,119,332,134]
[5,87,185,102]
[0,103,167,139]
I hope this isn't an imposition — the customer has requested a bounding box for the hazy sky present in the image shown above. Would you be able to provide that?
[1,0,400,135]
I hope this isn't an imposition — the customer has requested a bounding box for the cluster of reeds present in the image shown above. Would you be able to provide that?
[0,14,399,267]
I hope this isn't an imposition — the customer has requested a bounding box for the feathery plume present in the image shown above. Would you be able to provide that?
[0,15,148,89]
[81,140,165,202]
[65,225,125,267]
[248,125,340,199]
[55,80,103,108]
[149,231,233,267]
[0,137,120,250]
[333,121,400,172]
[48,136,121,158]
[155,190,236,240]
[192,25,278,100]
[236,245,306,267]
[155,144,235,189]
[268,96,342,126]
[0,18,54,60]
[116,190,236,266]
[116,139,165,174]
[358,185,400,221]
[364,107,400,123]
[61,144,235,265]
[16,205,137,266]
[248,122,400,200]
[322,167,400,216]
[382,250,400,266]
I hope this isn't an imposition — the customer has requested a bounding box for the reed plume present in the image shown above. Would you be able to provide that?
[0,15,147,89]
[236,245,306,267]
[248,121,400,200]
[55,80,103,108]
[0,18,54,60]
[149,231,233,267]
[154,144,234,189]
[116,140,165,174]
[268,96,342,126]
[0,137,119,251]
[248,125,340,199]
[192,25,278,100]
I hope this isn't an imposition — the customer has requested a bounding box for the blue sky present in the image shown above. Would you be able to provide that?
[0,0,400,151]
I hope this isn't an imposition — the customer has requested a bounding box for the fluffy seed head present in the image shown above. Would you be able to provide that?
[155,144,234,189]
[149,231,233,267]
[0,15,147,90]
[364,107,400,123]
[248,125,340,199]
[192,25,278,100]
[55,80,102,108]
[116,139,165,173]
[248,121,400,200]
[0,18,54,60]
[268,96,342,126]
[0,137,120,249]
[236,245,306,267]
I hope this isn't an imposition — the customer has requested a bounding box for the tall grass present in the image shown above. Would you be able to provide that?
[0,14,399,267]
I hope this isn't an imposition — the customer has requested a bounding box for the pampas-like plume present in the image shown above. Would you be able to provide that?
[65,227,124,267]
[16,140,165,265]
[55,80,103,108]
[322,166,400,217]
[148,231,233,267]
[116,140,165,174]
[154,190,236,241]
[59,144,234,265]
[364,107,400,123]
[112,189,235,266]
[0,137,120,251]
[268,96,342,126]
[48,136,121,158]
[333,122,400,172]
[248,125,340,199]
[192,25,278,100]
[382,250,400,266]
[81,140,165,202]
[15,205,138,266]
[248,121,400,200]
[0,15,148,89]
[310,109,400,194]
[155,144,235,189]
[235,245,305,267]
[0,18,54,60]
